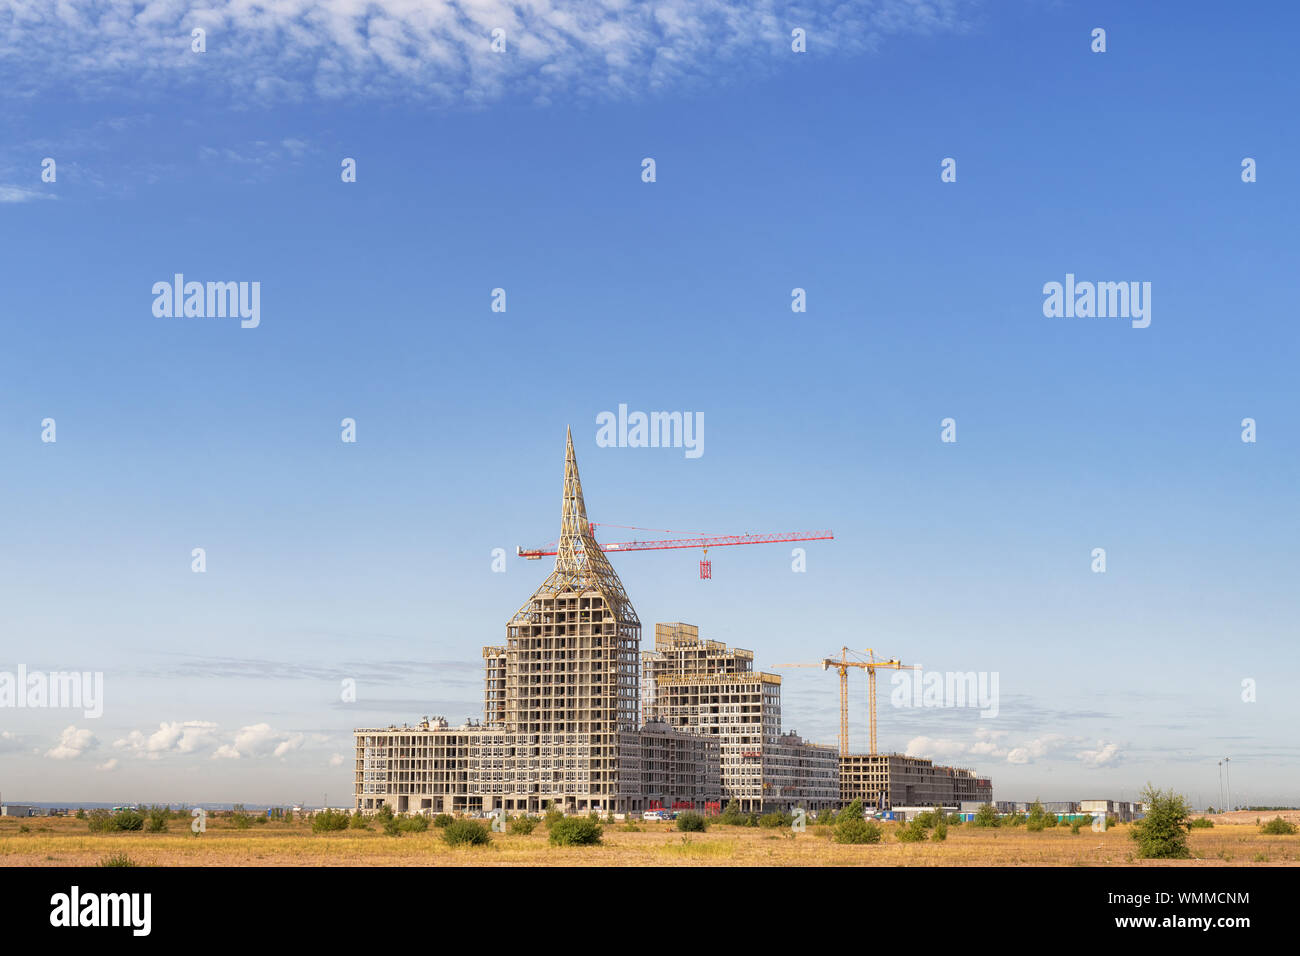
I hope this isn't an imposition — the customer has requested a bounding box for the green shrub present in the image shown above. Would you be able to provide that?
[375,804,394,823]
[840,798,864,822]
[433,813,454,829]
[971,804,999,828]
[543,805,564,828]
[675,812,708,832]
[758,811,790,829]
[931,820,948,842]
[398,815,429,833]
[229,804,253,829]
[311,809,351,833]
[548,816,603,846]
[383,818,402,836]
[349,810,369,830]
[74,808,86,820]
[145,805,169,833]
[833,817,882,844]
[719,800,746,825]
[442,819,492,846]
[112,809,144,832]
[1260,817,1297,835]
[1189,817,1214,829]
[896,820,927,843]
[508,816,537,835]
[99,852,137,867]
[1131,785,1192,859]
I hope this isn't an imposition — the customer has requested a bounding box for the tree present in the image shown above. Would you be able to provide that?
[719,800,744,825]
[1131,785,1192,859]
[972,803,999,828]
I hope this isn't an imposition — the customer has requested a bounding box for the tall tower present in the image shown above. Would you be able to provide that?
[505,428,642,809]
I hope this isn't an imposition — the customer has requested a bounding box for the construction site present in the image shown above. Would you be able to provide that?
[353,430,991,815]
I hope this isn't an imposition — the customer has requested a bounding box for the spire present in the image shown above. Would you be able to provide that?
[556,425,595,573]
[511,427,638,626]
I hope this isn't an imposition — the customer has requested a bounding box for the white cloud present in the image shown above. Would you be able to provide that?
[0,185,53,203]
[46,724,99,760]
[1078,741,1122,768]
[97,758,119,771]
[329,753,346,767]
[0,1,973,104]
[212,723,305,760]
[115,720,220,759]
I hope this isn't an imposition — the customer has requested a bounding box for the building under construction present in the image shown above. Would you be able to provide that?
[354,430,832,815]
[353,429,987,815]
[840,753,992,810]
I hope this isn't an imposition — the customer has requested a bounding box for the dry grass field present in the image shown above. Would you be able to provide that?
[2,813,1298,867]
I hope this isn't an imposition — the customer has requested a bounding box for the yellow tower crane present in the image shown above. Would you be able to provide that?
[778,647,918,756]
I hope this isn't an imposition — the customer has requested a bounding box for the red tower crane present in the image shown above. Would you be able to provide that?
[517,523,834,579]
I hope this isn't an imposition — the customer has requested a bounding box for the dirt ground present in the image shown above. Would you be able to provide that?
[2,814,1297,866]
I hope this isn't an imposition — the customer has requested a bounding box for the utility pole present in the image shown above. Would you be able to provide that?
[1217,760,1224,810]
[1224,758,1232,812]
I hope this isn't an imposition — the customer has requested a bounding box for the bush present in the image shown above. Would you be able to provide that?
[675,812,708,832]
[548,816,603,846]
[311,809,351,833]
[75,808,86,820]
[112,809,144,832]
[349,810,369,830]
[971,804,999,828]
[145,805,169,833]
[99,852,137,867]
[896,820,927,843]
[375,804,394,823]
[442,819,492,846]
[508,816,537,835]
[758,812,790,829]
[398,815,429,833]
[1189,817,1214,829]
[383,818,402,836]
[544,805,564,827]
[818,807,837,826]
[1260,818,1297,835]
[1131,785,1192,859]
[719,800,746,825]
[833,817,882,844]
[432,813,454,829]
[229,804,253,829]
[840,798,864,822]
[931,820,948,841]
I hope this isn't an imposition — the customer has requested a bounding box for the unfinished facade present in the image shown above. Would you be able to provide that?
[642,623,838,812]
[355,430,719,815]
[839,753,992,810]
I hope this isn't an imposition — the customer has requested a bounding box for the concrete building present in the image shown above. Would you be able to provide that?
[1080,799,1144,822]
[840,753,992,810]
[643,623,838,812]
[0,805,43,817]
[356,430,718,815]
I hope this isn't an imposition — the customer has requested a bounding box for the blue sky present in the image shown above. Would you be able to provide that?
[1,0,1296,808]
